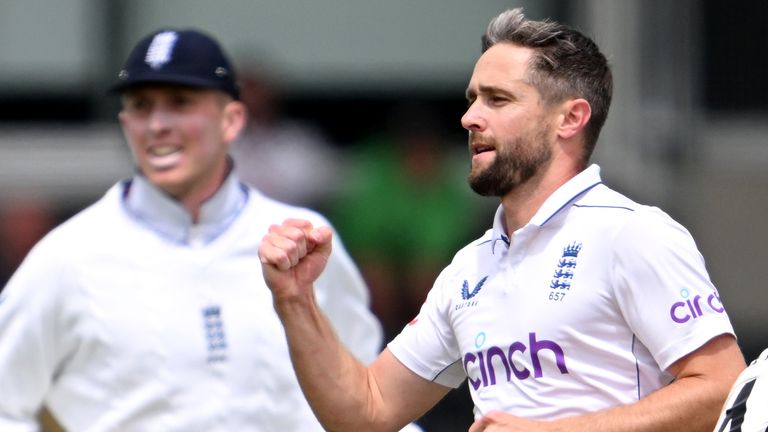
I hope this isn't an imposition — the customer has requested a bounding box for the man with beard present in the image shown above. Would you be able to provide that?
[258,8,745,432]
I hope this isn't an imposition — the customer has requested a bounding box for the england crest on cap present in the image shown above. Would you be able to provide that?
[111,28,240,99]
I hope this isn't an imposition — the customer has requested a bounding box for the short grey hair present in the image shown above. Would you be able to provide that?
[482,8,613,160]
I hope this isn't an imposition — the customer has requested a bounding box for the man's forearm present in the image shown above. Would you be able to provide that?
[557,374,728,431]
[472,373,731,432]
[563,335,744,432]
[274,291,384,432]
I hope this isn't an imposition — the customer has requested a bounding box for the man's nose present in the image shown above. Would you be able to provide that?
[461,101,486,132]
[148,108,173,133]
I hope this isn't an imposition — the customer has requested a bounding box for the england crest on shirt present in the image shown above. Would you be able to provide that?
[202,305,228,363]
[549,242,582,291]
[547,242,582,302]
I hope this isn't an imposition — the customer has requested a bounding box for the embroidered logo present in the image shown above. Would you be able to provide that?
[549,242,582,291]
[462,276,489,300]
[145,31,178,69]
[202,305,227,363]
[455,276,488,311]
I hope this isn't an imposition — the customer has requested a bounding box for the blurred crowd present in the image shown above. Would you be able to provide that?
[0,194,57,288]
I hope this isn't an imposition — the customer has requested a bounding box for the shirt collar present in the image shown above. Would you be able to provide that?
[123,171,249,246]
[490,164,603,247]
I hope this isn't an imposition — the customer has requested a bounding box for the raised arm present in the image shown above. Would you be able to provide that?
[259,219,450,431]
[313,224,384,365]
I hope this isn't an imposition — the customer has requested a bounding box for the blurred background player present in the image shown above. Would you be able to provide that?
[0,28,405,431]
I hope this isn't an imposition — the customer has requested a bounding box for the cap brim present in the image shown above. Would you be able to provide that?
[110,72,226,93]
[110,73,239,100]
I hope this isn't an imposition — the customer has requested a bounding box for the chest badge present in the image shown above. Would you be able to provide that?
[549,242,582,297]
[202,305,228,363]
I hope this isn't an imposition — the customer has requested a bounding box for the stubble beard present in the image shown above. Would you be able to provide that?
[468,126,553,197]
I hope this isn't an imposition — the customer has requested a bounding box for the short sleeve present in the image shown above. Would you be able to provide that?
[387,268,465,388]
[612,208,735,370]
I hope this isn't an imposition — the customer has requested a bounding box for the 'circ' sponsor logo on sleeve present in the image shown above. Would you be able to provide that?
[669,288,725,324]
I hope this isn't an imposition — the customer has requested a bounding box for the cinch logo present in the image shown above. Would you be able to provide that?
[463,332,568,390]
[669,288,725,324]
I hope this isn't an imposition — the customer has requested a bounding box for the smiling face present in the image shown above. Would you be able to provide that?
[462,43,557,197]
[118,85,245,204]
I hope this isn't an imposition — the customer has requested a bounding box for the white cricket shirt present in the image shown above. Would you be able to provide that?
[0,171,382,431]
[389,164,736,419]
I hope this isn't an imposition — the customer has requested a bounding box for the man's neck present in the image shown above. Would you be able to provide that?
[500,163,581,235]
[178,158,232,224]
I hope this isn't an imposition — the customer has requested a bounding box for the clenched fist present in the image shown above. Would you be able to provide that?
[259,218,333,303]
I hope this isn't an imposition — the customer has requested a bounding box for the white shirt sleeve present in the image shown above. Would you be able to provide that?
[612,208,735,370]
[387,267,466,388]
[0,237,78,431]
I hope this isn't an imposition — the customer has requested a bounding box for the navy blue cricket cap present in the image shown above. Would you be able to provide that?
[112,29,240,99]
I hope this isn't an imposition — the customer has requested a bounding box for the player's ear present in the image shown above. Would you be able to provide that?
[221,100,246,143]
[116,94,131,125]
[556,98,591,140]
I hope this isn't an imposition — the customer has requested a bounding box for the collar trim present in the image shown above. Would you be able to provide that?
[490,164,603,246]
[122,173,248,245]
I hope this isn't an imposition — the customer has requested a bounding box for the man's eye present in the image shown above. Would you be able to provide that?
[172,96,193,106]
[128,100,149,111]
[490,96,508,104]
